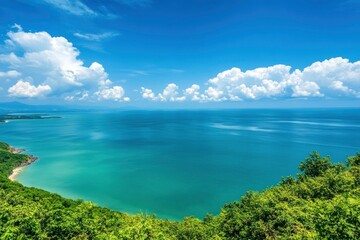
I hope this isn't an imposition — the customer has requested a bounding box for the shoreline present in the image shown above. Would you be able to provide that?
[10,147,26,154]
[8,147,38,181]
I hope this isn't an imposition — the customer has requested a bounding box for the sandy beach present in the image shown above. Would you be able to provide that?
[8,147,38,181]
[8,166,25,181]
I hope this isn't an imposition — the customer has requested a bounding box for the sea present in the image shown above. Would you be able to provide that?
[1,108,359,220]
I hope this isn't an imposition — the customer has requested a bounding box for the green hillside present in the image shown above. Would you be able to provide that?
[0,141,359,239]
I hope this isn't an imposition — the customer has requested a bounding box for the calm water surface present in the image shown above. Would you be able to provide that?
[1,109,359,220]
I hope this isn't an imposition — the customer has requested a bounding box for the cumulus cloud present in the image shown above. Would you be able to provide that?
[140,57,360,103]
[301,57,360,97]
[8,80,51,97]
[0,25,128,101]
[140,83,186,102]
[203,57,360,101]
[208,65,293,100]
[184,84,201,101]
[141,87,156,100]
[160,83,182,101]
[204,87,225,101]
[2,26,359,104]
[329,80,360,97]
[95,86,127,101]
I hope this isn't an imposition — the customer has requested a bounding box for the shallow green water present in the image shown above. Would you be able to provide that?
[1,109,359,220]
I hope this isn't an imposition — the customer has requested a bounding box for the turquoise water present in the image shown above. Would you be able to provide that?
[1,109,360,220]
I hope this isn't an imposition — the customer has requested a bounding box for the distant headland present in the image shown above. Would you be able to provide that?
[0,114,61,123]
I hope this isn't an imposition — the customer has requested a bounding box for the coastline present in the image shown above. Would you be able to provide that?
[10,147,25,154]
[8,147,38,181]
[8,166,25,181]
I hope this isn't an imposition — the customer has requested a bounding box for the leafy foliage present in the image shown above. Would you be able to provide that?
[0,142,9,151]
[298,151,331,177]
[0,143,359,239]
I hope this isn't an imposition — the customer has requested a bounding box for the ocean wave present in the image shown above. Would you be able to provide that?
[210,123,274,132]
[273,120,360,128]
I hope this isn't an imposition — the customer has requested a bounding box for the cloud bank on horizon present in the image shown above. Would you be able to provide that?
[143,57,360,102]
[0,26,359,104]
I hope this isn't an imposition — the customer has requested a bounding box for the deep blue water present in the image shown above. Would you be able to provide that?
[1,109,359,220]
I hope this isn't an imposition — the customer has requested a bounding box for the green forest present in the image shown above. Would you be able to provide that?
[0,141,359,239]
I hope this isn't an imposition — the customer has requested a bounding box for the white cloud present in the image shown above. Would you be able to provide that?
[2,27,359,104]
[161,83,180,101]
[64,95,74,101]
[141,87,156,100]
[0,52,21,65]
[0,70,21,78]
[300,57,360,97]
[330,80,350,93]
[204,57,360,101]
[207,65,294,100]
[140,83,186,102]
[12,24,23,32]
[185,84,201,101]
[95,86,126,101]
[8,80,51,97]
[140,57,360,103]
[204,87,224,101]
[64,90,89,101]
[42,0,150,17]
[291,81,321,97]
[0,26,128,101]
[43,0,96,16]
[73,32,120,41]
[329,80,360,97]
[3,29,106,89]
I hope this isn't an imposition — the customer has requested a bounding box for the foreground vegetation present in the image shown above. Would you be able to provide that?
[0,141,359,239]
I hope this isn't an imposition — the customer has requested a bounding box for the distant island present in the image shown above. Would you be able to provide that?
[0,114,61,123]
[0,141,359,239]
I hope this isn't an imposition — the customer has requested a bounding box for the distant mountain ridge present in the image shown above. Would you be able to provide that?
[0,101,140,112]
[0,102,70,112]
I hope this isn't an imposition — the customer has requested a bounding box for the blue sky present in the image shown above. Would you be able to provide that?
[0,0,359,108]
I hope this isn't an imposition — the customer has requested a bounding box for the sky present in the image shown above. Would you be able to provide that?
[0,0,360,108]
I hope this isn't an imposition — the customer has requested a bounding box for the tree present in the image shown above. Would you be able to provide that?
[298,151,331,177]
[346,153,360,167]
